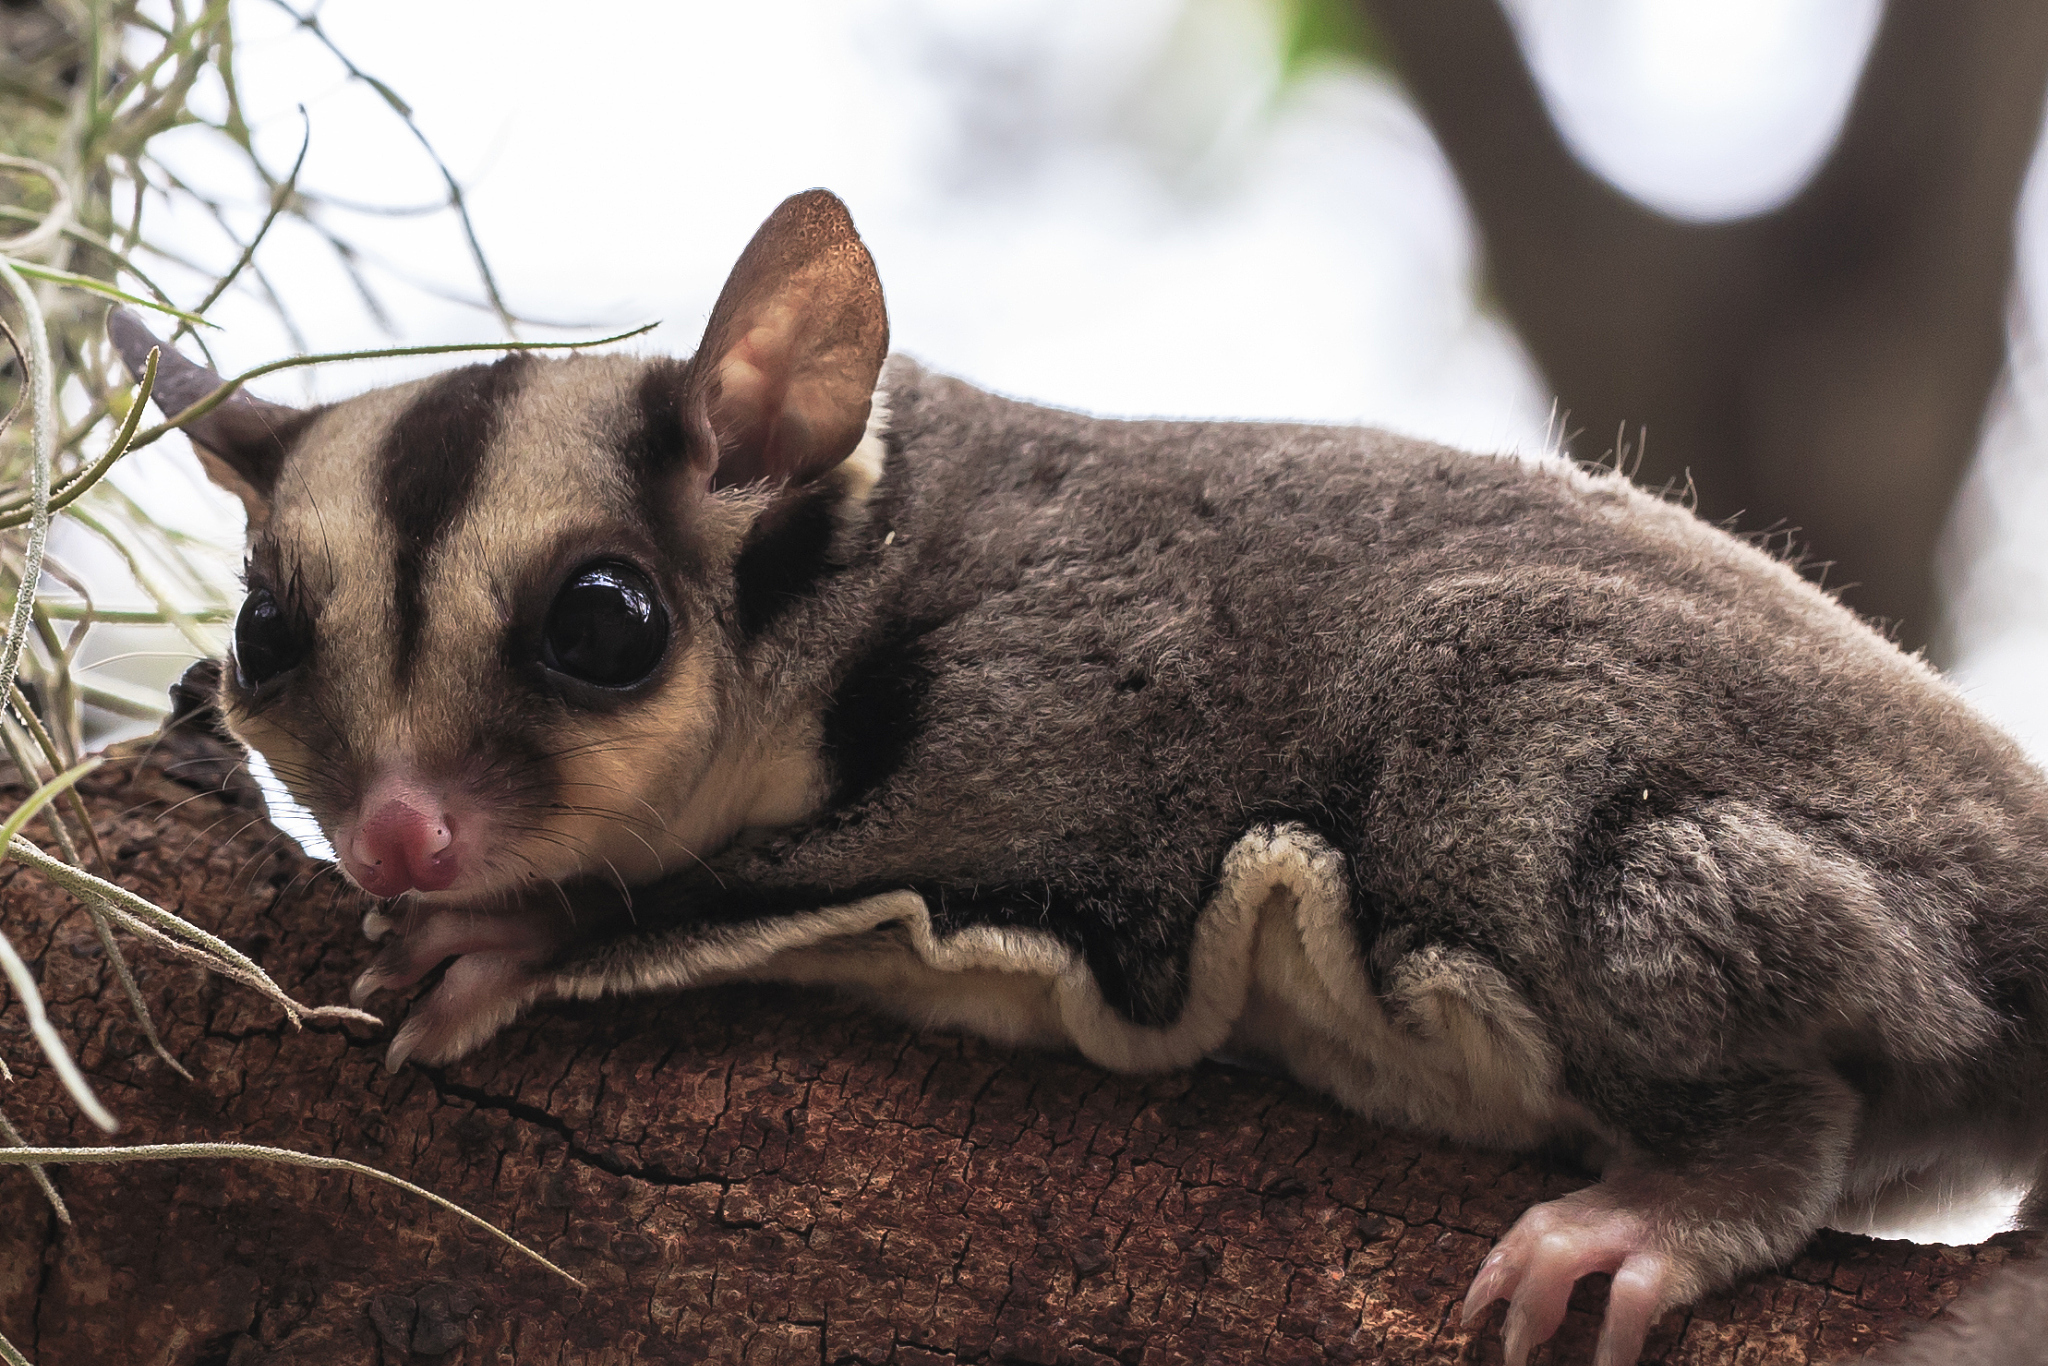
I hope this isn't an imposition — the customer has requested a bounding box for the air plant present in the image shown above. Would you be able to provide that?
[0,5,605,1358]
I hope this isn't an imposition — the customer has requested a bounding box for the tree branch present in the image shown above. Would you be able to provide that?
[0,727,2035,1361]
[1361,0,2048,651]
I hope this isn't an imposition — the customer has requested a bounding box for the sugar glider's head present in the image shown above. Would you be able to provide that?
[112,190,888,903]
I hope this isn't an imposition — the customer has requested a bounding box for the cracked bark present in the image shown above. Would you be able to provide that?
[0,731,2036,1365]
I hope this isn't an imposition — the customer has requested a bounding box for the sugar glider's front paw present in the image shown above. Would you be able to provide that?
[1463,1187,1687,1366]
[351,901,571,1070]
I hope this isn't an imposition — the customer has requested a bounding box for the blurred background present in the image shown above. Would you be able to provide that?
[6,0,2048,759]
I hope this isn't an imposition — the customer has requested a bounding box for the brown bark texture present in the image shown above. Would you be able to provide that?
[1360,0,2048,655]
[0,731,2036,1365]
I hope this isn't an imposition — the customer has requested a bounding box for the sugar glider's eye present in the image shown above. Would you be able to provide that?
[541,561,669,688]
[232,586,308,689]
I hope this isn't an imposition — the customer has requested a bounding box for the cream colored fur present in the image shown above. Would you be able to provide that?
[550,823,1581,1151]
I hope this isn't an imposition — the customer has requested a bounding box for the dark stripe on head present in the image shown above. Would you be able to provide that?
[618,359,700,564]
[379,355,532,685]
[730,484,843,639]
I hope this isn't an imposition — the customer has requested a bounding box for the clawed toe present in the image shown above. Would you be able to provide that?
[1462,1245,1520,1326]
[1593,1253,1673,1366]
[1462,1194,1678,1366]
[350,903,567,1006]
[346,903,569,1066]
[351,931,442,1005]
[384,950,546,1070]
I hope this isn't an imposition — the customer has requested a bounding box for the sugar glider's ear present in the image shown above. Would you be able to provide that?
[106,308,310,525]
[683,189,889,490]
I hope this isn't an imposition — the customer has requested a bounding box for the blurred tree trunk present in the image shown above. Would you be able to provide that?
[1360,0,2048,655]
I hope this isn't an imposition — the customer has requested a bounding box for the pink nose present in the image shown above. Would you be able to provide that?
[348,798,458,897]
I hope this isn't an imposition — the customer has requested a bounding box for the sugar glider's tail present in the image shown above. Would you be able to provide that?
[1866,1254,2047,1364]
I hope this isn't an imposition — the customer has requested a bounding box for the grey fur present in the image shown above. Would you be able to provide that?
[1870,1256,2048,1365]
[560,360,2048,1281]
[110,191,2048,1362]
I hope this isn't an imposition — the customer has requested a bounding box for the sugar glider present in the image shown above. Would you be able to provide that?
[1869,1256,2048,1365]
[110,190,2048,1366]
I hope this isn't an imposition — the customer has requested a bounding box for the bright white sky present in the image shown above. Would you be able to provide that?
[1505,0,1883,219]
[103,0,2048,776]
[151,0,1543,445]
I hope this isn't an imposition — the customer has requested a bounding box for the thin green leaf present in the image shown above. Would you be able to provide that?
[4,262,210,326]
[0,154,75,257]
[1277,0,1388,81]
[0,315,28,445]
[76,677,172,720]
[33,603,234,624]
[0,209,188,313]
[124,322,660,452]
[0,756,102,852]
[63,507,219,657]
[266,1,514,325]
[0,1103,71,1225]
[5,835,380,1029]
[0,346,158,528]
[7,834,296,1015]
[8,688,107,868]
[0,259,57,742]
[0,928,117,1132]
[171,113,309,344]
[2,689,174,1078]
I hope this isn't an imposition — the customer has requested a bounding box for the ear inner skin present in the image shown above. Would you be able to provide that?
[105,307,319,519]
[683,190,889,491]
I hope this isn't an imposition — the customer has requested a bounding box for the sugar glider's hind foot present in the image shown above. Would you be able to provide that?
[1463,1189,1683,1366]
[1458,1062,1857,1364]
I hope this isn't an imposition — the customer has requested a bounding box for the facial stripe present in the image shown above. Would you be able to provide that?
[622,359,692,477]
[379,355,532,684]
[616,359,701,562]
[729,484,843,639]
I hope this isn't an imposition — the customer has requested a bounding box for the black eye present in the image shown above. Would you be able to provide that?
[233,587,307,689]
[541,561,669,687]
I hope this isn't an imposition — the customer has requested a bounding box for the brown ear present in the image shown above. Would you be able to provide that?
[106,308,311,524]
[683,190,889,490]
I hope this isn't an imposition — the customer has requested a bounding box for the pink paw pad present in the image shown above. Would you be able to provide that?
[1462,1196,1676,1366]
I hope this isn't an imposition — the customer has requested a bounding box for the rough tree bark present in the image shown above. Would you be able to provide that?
[0,729,2035,1364]
[1359,0,2048,654]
